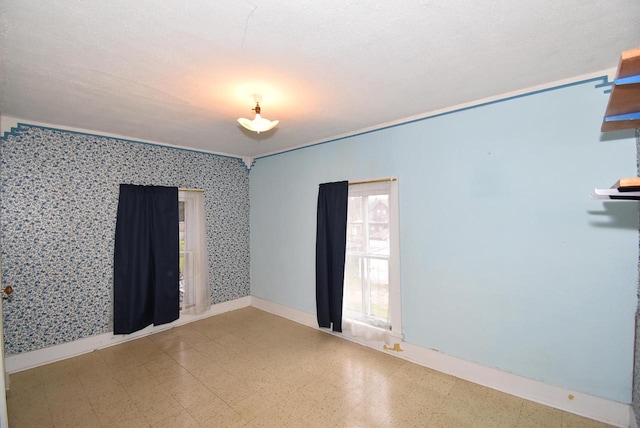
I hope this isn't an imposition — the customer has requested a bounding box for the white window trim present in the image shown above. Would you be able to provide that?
[178,189,210,316]
[388,179,402,338]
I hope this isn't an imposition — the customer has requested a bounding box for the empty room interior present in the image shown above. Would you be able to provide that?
[1,1,640,427]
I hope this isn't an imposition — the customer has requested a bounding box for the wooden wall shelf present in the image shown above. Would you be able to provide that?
[601,47,640,132]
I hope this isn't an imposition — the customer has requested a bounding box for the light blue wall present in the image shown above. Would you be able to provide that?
[250,78,638,403]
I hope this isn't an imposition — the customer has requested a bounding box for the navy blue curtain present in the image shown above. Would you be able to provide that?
[113,185,179,334]
[316,181,349,332]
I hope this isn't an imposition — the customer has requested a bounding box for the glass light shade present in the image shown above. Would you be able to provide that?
[237,114,279,134]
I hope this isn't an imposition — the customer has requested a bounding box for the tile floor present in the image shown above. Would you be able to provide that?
[7,307,615,427]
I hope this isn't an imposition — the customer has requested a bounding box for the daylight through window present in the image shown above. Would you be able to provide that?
[343,179,401,340]
[178,190,210,315]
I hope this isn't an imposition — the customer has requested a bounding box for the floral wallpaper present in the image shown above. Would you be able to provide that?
[0,124,250,355]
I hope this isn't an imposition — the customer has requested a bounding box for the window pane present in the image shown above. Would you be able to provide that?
[344,254,363,313]
[344,187,390,327]
[178,190,209,315]
[369,258,389,320]
[179,201,185,309]
[368,195,389,256]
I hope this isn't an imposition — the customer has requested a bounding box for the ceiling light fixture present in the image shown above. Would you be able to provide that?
[237,95,279,134]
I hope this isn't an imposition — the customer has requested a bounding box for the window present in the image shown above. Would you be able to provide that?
[178,197,190,311]
[178,190,210,315]
[343,179,401,341]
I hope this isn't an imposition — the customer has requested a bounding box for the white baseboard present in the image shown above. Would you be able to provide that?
[251,296,318,328]
[250,297,633,428]
[5,296,251,374]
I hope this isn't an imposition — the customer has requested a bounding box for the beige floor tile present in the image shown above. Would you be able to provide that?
[98,343,137,367]
[189,364,230,390]
[171,347,212,371]
[9,367,44,393]
[49,401,101,428]
[154,336,193,357]
[145,354,191,384]
[84,381,129,407]
[168,378,220,410]
[128,381,173,407]
[472,388,523,428]
[8,400,53,428]
[325,373,377,406]
[418,369,458,395]
[257,380,305,404]
[474,411,520,428]
[274,391,319,418]
[213,334,252,355]
[44,379,88,404]
[360,389,407,416]
[147,328,179,341]
[238,344,274,368]
[126,337,165,364]
[108,416,152,428]
[6,381,48,406]
[91,396,142,426]
[474,403,521,427]
[560,411,614,428]
[338,402,394,428]
[268,363,320,391]
[247,404,307,428]
[298,378,339,401]
[71,349,108,369]
[192,340,237,362]
[437,398,482,424]
[152,409,201,428]
[517,400,563,427]
[360,352,404,377]
[428,411,472,428]
[451,379,491,399]
[300,396,355,427]
[6,308,613,428]
[402,383,449,415]
[138,396,185,425]
[387,405,437,428]
[484,387,525,409]
[119,368,163,397]
[40,359,77,384]
[77,366,120,388]
[388,360,433,384]
[188,397,248,428]
[230,388,278,422]
[210,374,259,405]
[441,380,490,421]
[222,353,260,376]
[174,329,213,349]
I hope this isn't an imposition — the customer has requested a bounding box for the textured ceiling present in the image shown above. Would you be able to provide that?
[1,1,639,160]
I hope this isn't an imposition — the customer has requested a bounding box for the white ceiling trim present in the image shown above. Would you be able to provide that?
[254,68,617,161]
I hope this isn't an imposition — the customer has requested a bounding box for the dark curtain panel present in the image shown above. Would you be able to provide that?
[114,184,179,334]
[316,181,349,332]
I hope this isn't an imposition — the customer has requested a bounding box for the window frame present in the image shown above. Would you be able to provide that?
[178,190,205,314]
[343,179,402,339]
